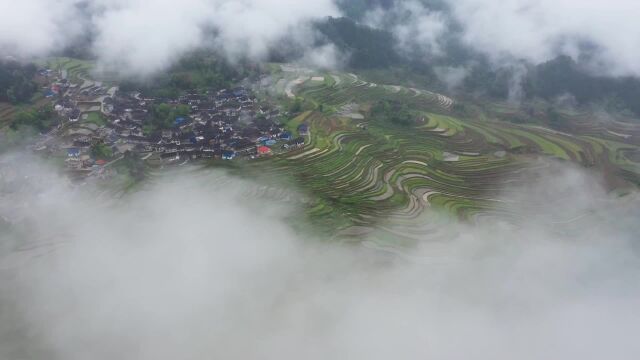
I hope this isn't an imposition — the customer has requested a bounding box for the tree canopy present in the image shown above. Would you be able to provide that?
[0,61,38,104]
[147,103,190,131]
[90,142,113,160]
[371,100,415,126]
[11,105,57,132]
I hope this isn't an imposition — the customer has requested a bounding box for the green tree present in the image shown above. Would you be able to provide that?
[0,61,37,104]
[13,111,39,129]
[371,100,414,126]
[148,103,191,130]
[121,151,146,181]
[12,106,56,132]
[170,73,193,89]
[289,98,303,114]
[91,143,113,160]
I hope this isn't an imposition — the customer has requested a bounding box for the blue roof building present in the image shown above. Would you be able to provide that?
[222,150,236,160]
[67,148,80,157]
[174,117,187,127]
[280,131,292,140]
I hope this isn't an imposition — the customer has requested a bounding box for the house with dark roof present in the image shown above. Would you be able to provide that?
[284,137,305,150]
[161,152,180,161]
[279,131,292,141]
[297,123,309,136]
[231,138,257,155]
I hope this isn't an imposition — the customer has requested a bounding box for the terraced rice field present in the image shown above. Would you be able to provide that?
[0,103,17,125]
[43,57,94,83]
[296,73,454,114]
[245,67,640,240]
[0,94,51,125]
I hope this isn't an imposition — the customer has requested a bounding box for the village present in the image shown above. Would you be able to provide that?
[31,66,307,178]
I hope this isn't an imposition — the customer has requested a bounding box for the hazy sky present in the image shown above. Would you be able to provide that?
[1,154,639,359]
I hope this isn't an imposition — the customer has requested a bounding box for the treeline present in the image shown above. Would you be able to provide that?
[120,52,247,99]
[315,17,400,69]
[0,61,38,104]
[371,100,416,126]
[461,56,640,116]
[526,56,640,115]
[11,105,58,132]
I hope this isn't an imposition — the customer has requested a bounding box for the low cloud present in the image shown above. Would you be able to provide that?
[445,0,640,77]
[360,0,640,78]
[434,65,470,92]
[297,43,348,70]
[5,0,640,80]
[0,0,339,76]
[1,153,640,359]
[364,0,448,59]
[0,0,83,59]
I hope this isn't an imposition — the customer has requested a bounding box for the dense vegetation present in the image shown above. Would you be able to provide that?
[459,56,640,116]
[144,103,190,133]
[371,100,415,126]
[526,56,640,115]
[120,52,245,99]
[90,142,113,160]
[0,61,38,104]
[120,150,147,181]
[316,17,400,69]
[11,105,58,132]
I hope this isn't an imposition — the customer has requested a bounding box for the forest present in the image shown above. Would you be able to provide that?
[0,61,38,104]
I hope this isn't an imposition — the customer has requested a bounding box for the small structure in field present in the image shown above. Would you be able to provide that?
[297,123,309,136]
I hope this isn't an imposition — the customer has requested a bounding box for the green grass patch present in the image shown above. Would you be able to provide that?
[84,112,106,126]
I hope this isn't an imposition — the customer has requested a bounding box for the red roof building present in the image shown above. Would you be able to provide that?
[257,146,271,155]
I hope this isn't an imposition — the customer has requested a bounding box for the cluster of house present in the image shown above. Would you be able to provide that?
[36,67,307,174]
[105,88,306,163]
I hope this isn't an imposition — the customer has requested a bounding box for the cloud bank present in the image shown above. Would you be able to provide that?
[379,0,640,77]
[446,0,640,76]
[4,0,640,79]
[0,0,339,76]
[364,0,448,59]
[1,154,640,359]
[0,0,84,58]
